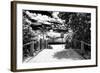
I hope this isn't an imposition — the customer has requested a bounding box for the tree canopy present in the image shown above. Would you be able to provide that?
[23,10,91,44]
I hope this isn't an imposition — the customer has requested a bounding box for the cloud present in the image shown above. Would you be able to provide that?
[25,11,65,24]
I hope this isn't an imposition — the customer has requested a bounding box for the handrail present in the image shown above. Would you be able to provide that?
[23,38,91,48]
[81,41,91,46]
[73,39,91,59]
[73,39,91,46]
[23,40,37,46]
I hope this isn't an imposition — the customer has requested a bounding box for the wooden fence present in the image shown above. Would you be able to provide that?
[73,39,91,59]
[23,39,48,61]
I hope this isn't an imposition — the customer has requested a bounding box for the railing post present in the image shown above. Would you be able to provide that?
[30,41,35,56]
[38,39,40,51]
[37,40,40,52]
[45,39,48,49]
[81,41,84,55]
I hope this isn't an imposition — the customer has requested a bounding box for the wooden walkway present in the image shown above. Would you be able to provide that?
[24,44,84,63]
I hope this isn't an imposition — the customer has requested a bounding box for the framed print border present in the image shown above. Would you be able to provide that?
[11,1,98,72]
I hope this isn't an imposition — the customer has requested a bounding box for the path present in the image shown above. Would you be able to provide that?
[24,44,84,63]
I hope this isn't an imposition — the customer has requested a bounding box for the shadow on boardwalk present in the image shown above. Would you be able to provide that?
[53,49,84,60]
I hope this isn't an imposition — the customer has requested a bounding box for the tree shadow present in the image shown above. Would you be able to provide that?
[53,49,83,60]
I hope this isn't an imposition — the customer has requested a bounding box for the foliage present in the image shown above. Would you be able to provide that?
[58,12,91,44]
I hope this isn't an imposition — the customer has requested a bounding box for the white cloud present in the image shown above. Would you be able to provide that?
[25,11,65,24]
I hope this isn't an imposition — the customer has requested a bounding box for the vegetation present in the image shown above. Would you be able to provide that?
[23,10,91,45]
[58,12,91,44]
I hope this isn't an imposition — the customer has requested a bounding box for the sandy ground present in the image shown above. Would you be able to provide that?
[25,45,84,63]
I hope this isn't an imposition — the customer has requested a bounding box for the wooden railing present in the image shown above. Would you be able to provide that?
[23,39,48,61]
[23,40,39,61]
[23,41,36,46]
[23,37,91,60]
[73,39,91,59]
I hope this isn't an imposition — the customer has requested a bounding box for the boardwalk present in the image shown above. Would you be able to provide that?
[24,44,84,63]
